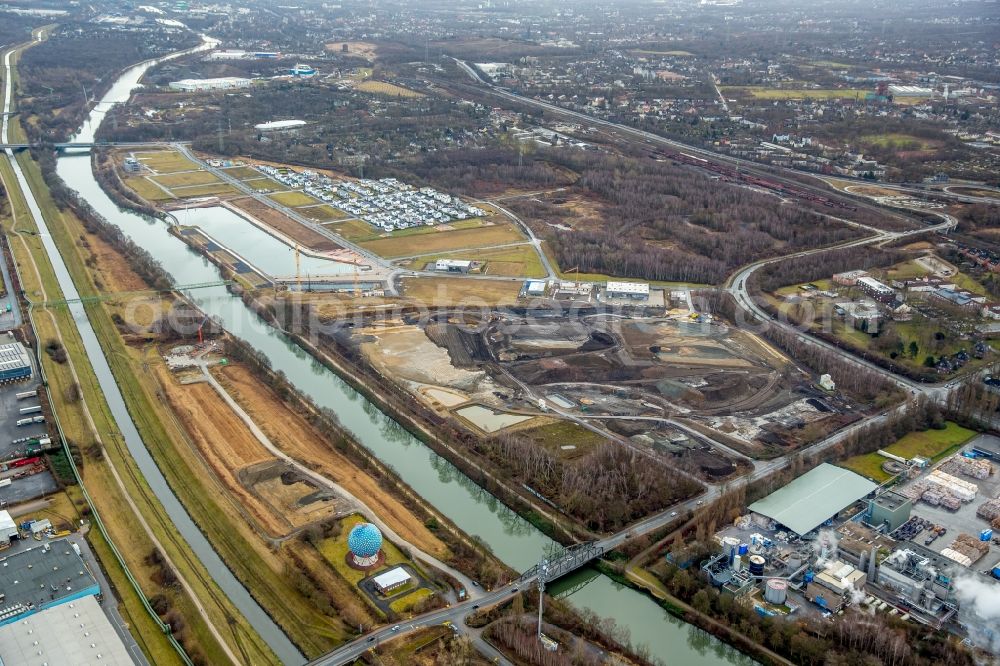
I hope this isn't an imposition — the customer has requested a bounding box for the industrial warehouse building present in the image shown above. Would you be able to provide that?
[372,567,412,594]
[0,342,32,382]
[0,511,17,543]
[868,491,913,533]
[0,541,100,627]
[605,281,650,301]
[971,434,1000,460]
[748,463,878,536]
[169,77,252,92]
[254,119,307,132]
[435,259,472,273]
[0,595,132,666]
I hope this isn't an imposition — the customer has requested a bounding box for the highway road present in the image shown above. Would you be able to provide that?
[447,59,987,223]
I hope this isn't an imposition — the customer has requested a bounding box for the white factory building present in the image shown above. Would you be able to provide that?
[888,85,934,97]
[254,119,307,132]
[169,77,252,92]
[0,510,17,543]
[605,281,650,301]
[372,567,412,594]
[435,259,472,273]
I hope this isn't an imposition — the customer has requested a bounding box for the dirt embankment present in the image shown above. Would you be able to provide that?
[154,364,299,538]
[215,363,450,559]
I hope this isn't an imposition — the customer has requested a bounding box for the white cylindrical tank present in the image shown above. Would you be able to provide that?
[732,555,742,571]
[764,579,788,605]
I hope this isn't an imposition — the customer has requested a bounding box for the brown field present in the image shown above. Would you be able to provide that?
[150,170,221,189]
[324,41,379,60]
[950,187,1000,200]
[355,80,423,98]
[399,277,523,306]
[230,198,341,252]
[215,364,449,559]
[846,184,900,197]
[359,223,523,258]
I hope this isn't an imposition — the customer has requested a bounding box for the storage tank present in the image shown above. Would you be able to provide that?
[722,536,740,564]
[764,579,788,605]
[732,555,742,571]
[748,554,766,576]
[738,543,749,556]
[804,570,815,583]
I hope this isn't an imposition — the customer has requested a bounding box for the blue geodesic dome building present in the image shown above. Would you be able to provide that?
[348,523,383,567]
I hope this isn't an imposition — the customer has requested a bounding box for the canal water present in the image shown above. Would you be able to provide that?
[54,49,755,666]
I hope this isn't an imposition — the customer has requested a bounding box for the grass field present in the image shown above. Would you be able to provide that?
[774,278,834,296]
[518,421,609,461]
[268,190,319,207]
[389,587,434,614]
[125,177,174,201]
[840,422,976,482]
[632,49,694,56]
[811,60,853,69]
[359,223,524,258]
[170,182,239,198]
[406,243,546,278]
[134,150,199,173]
[150,170,222,189]
[317,514,417,587]
[400,277,523,306]
[242,176,285,192]
[860,133,936,150]
[298,205,348,221]
[221,166,263,180]
[722,86,868,100]
[355,80,423,97]
[326,217,488,243]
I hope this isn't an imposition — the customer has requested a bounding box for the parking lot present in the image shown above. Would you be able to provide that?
[0,350,58,508]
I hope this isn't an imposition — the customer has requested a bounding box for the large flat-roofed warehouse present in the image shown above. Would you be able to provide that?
[0,540,100,627]
[0,595,132,665]
[605,281,650,301]
[748,463,878,536]
[0,342,31,382]
[970,434,1000,460]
